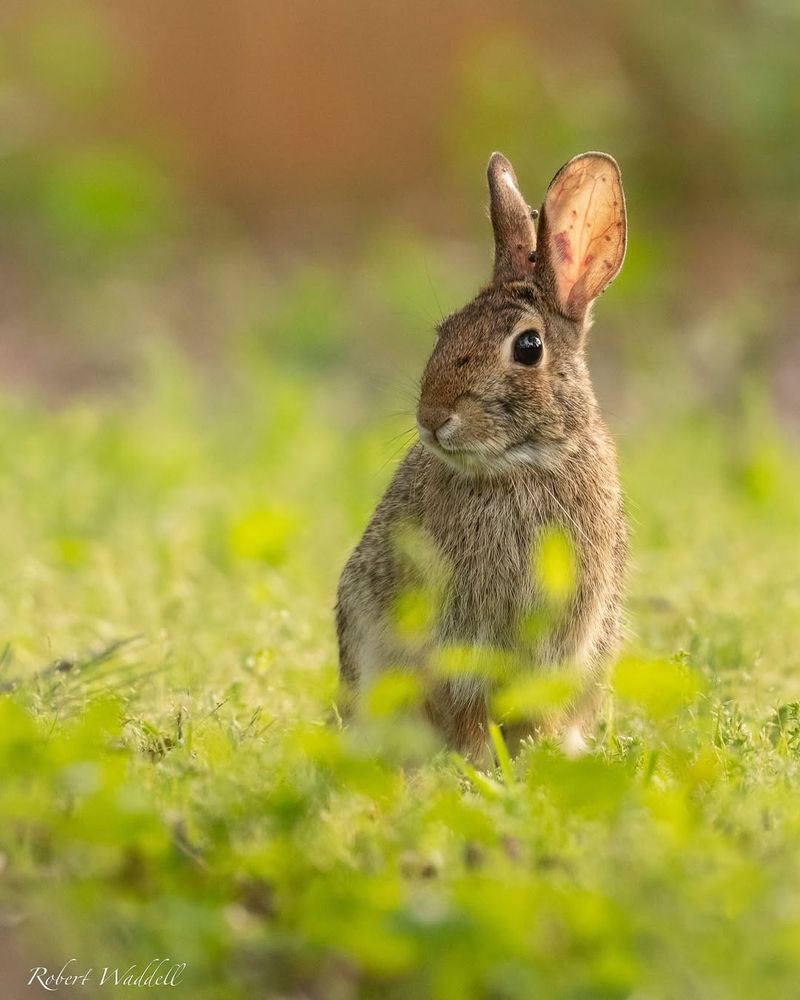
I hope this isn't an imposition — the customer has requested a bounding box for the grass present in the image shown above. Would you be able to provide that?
[2,334,800,1000]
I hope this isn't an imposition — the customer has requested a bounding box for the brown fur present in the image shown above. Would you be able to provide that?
[336,152,628,762]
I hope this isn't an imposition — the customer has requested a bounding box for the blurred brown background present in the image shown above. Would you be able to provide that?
[0,0,798,423]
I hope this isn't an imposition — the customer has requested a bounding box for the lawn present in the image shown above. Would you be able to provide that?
[2,328,800,999]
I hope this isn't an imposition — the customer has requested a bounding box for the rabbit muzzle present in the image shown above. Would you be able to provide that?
[417,393,514,470]
[416,401,462,447]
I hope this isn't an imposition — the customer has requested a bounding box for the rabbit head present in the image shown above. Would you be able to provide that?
[416,152,627,474]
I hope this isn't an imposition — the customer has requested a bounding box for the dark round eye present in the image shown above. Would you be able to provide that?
[513,330,543,366]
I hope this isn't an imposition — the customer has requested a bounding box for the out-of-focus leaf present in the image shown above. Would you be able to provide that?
[431,645,512,682]
[366,671,423,717]
[493,673,579,722]
[228,505,297,564]
[614,656,702,719]
[393,587,435,641]
[535,527,577,602]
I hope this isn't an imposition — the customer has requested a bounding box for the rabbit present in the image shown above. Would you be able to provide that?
[336,151,628,765]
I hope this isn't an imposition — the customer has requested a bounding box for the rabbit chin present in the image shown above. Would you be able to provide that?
[423,437,568,475]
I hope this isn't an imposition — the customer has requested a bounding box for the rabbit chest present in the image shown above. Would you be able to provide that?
[413,456,621,665]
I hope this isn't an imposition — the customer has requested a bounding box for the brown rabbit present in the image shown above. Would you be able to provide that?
[336,151,628,764]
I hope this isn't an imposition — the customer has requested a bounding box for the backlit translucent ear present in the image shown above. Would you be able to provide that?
[487,152,537,282]
[536,152,626,321]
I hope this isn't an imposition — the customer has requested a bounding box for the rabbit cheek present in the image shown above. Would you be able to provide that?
[460,395,512,451]
[506,374,560,444]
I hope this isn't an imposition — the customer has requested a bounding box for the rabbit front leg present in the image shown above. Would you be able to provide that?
[425,678,493,768]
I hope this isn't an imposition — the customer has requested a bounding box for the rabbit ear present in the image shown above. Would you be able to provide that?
[487,152,538,282]
[536,152,626,322]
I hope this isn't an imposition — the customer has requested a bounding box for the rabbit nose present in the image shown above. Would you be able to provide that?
[417,404,459,445]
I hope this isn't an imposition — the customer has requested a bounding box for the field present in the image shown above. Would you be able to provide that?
[2,296,800,997]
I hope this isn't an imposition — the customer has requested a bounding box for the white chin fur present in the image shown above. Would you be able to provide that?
[422,439,566,474]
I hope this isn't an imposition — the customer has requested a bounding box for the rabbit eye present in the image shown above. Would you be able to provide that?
[513,330,543,366]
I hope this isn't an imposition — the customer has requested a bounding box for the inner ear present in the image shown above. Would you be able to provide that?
[536,152,626,321]
[487,152,537,283]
